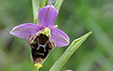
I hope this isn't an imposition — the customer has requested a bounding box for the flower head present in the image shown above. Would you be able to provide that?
[10,5,70,68]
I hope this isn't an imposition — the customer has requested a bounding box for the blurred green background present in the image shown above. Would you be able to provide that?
[0,0,113,71]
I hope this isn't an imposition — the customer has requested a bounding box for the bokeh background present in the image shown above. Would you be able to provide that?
[0,0,113,71]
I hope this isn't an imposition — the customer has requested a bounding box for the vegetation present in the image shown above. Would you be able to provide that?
[0,0,113,71]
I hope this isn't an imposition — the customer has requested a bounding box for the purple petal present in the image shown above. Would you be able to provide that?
[50,28,70,47]
[10,23,38,39]
[38,5,58,27]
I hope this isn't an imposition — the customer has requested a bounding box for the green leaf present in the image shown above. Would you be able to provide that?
[32,0,40,23]
[49,31,92,71]
[40,0,46,8]
[54,0,64,11]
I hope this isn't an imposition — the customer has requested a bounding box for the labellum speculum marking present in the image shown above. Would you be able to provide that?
[27,28,55,66]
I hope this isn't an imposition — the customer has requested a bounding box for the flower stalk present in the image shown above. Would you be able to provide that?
[32,0,40,23]
[54,0,64,11]
[40,0,46,8]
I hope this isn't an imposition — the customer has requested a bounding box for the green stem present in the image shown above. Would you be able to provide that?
[40,0,46,8]
[54,0,64,11]
[32,0,40,23]
[49,31,92,71]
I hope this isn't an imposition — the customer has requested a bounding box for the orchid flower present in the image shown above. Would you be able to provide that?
[10,5,69,68]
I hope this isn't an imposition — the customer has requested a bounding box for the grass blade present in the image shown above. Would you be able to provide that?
[49,31,92,71]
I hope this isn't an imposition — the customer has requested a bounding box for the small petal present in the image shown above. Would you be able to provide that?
[10,23,38,39]
[35,23,44,30]
[49,25,58,30]
[38,5,58,27]
[50,28,70,47]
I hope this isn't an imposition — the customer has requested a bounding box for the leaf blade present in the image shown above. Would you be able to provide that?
[49,31,92,71]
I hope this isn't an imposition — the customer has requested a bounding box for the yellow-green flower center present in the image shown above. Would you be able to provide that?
[36,27,51,38]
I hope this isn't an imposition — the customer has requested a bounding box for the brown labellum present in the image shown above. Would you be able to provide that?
[27,33,55,64]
